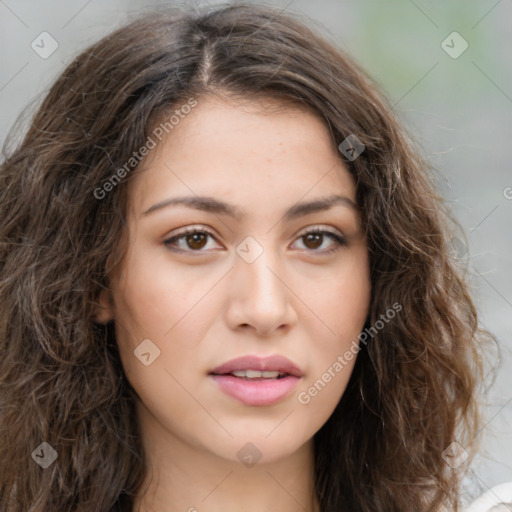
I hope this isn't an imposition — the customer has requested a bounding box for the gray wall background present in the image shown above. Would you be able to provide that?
[1,0,510,505]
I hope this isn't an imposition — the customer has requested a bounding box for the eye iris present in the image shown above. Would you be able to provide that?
[304,233,322,249]
[187,233,207,250]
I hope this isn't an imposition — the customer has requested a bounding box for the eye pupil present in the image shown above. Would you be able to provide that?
[304,233,322,249]
[187,233,207,249]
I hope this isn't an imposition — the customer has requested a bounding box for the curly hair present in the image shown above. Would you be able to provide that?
[0,3,497,511]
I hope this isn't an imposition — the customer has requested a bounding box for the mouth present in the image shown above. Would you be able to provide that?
[209,354,304,378]
[208,354,303,406]
[210,369,290,380]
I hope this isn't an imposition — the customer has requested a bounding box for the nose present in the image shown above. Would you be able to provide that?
[225,242,297,336]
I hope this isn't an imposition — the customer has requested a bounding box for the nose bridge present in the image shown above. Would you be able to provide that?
[236,235,284,299]
[229,234,295,332]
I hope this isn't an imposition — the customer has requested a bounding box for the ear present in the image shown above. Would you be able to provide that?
[93,288,115,324]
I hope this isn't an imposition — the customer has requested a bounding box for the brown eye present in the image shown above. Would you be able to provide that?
[186,232,208,250]
[163,227,219,253]
[293,228,347,254]
[302,232,323,250]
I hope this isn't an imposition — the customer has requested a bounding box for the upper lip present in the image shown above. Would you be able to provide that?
[209,355,304,378]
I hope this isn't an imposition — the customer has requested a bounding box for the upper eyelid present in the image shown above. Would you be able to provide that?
[165,224,344,241]
[165,225,217,241]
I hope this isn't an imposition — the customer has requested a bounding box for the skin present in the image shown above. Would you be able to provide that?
[95,94,371,512]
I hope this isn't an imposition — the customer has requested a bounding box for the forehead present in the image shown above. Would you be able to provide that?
[129,95,357,215]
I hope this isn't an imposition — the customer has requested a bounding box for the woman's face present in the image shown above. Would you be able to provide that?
[97,94,371,465]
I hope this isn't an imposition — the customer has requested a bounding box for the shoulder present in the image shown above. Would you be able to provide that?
[464,481,512,512]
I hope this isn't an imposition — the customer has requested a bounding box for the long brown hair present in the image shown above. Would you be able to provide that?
[0,3,497,511]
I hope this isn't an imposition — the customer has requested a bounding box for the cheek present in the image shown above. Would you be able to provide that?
[112,276,206,429]
[112,250,218,384]
[113,245,196,340]
[296,250,370,403]
[307,248,371,340]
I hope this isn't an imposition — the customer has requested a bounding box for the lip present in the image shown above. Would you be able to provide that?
[209,354,304,406]
[209,354,304,378]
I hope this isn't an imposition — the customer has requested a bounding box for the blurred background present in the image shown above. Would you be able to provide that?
[1,0,510,506]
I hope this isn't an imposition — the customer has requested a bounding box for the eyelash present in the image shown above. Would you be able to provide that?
[163,226,347,256]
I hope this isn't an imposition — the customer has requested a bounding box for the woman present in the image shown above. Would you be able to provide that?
[0,3,498,511]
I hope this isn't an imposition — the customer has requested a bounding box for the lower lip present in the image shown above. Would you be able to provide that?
[209,374,300,406]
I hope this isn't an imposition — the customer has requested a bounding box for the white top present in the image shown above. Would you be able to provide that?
[465,482,512,512]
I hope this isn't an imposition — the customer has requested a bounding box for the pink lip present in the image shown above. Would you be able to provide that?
[209,355,304,406]
[209,355,304,378]
[210,374,300,406]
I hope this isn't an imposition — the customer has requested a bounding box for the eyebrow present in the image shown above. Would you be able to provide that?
[142,194,359,221]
